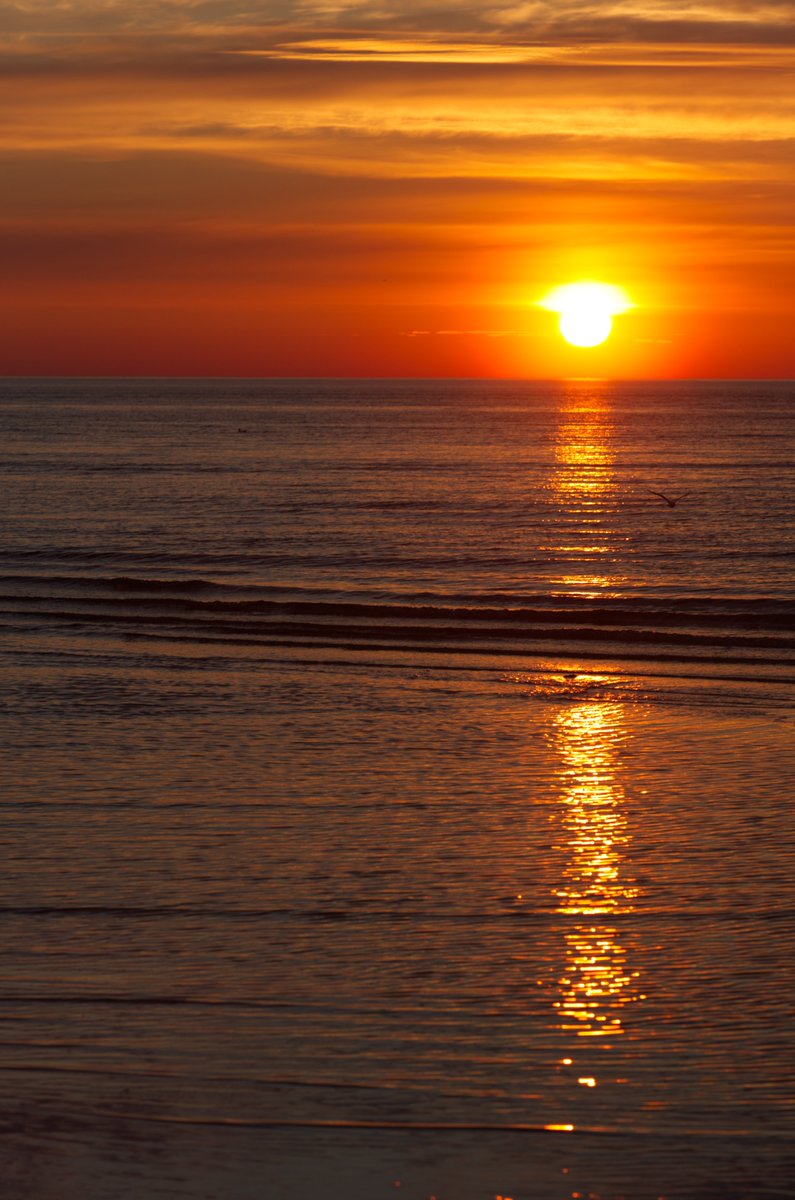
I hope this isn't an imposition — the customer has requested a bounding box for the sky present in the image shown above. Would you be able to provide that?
[1,0,794,377]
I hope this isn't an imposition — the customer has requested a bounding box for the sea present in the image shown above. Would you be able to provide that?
[1,377,794,1200]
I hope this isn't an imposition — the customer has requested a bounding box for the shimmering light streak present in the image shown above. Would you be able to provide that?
[547,381,632,596]
[549,700,643,1041]
[543,386,644,1038]
[551,384,616,501]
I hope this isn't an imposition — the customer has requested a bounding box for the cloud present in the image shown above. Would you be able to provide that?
[2,0,795,55]
[401,328,526,336]
[238,39,553,63]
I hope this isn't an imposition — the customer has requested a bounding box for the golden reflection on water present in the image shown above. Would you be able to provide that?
[548,381,628,595]
[545,384,642,1040]
[550,699,641,1039]
[552,384,615,503]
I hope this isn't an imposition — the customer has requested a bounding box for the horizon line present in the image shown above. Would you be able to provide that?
[1,375,793,384]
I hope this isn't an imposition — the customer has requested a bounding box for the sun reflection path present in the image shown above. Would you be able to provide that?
[541,384,644,1047]
[546,381,630,596]
[552,385,615,504]
[551,700,642,1039]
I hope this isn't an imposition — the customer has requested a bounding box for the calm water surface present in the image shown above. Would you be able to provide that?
[1,379,794,1199]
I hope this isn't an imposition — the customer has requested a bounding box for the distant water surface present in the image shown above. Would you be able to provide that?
[1,378,794,1200]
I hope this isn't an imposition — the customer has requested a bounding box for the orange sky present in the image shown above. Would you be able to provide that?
[1,1,793,377]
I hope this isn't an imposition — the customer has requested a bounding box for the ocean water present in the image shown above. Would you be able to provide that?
[1,377,794,1200]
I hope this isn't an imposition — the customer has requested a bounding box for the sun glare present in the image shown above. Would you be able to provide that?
[541,283,633,348]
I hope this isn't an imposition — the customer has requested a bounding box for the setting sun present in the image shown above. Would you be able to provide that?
[541,283,634,348]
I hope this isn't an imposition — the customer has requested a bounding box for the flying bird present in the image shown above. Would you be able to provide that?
[648,490,690,508]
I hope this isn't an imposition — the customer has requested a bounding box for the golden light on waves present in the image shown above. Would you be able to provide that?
[551,700,642,1038]
[546,381,629,595]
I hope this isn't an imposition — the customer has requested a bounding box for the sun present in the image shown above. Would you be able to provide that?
[540,282,633,348]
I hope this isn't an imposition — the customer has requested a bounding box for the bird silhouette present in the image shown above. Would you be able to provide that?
[648,490,690,508]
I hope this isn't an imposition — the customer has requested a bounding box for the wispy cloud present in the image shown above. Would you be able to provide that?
[2,0,794,52]
[402,328,527,336]
[237,39,553,63]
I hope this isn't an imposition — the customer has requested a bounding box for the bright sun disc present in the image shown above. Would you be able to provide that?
[541,282,633,348]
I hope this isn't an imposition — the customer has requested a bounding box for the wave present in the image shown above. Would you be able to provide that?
[2,571,794,671]
[1,904,791,921]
